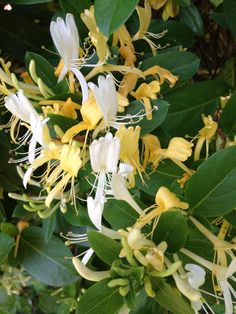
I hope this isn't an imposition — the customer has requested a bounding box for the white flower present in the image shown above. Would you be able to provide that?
[185,263,206,289]
[50,13,88,103]
[89,132,120,173]
[87,196,105,231]
[5,90,50,163]
[5,89,37,123]
[88,75,118,128]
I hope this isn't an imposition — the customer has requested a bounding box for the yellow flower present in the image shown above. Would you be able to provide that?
[39,98,81,119]
[163,137,193,161]
[132,0,168,55]
[149,0,180,21]
[194,115,218,161]
[116,125,142,187]
[81,6,110,62]
[130,81,160,120]
[143,65,178,88]
[142,134,161,168]
[135,186,188,229]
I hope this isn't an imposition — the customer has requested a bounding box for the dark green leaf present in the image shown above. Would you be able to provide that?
[0,232,15,265]
[64,203,91,226]
[103,199,140,230]
[220,92,236,137]
[21,227,79,286]
[1,223,18,237]
[123,99,169,135]
[149,20,195,49]
[224,0,236,38]
[8,0,51,3]
[42,211,56,243]
[77,278,123,314]
[153,211,187,253]
[179,3,204,36]
[209,0,223,6]
[136,161,183,196]
[47,114,78,135]
[224,210,236,227]
[152,279,194,314]
[87,231,121,265]
[185,146,236,216]
[94,0,139,37]
[162,80,229,137]
[175,0,191,6]
[0,11,51,62]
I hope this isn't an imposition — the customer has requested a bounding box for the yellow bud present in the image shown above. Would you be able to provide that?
[164,137,193,161]
[155,186,189,211]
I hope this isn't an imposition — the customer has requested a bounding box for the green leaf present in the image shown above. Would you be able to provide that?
[162,80,229,137]
[8,0,51,3]
[77,278,123,314]
[64,203,91,226]
[103,199,140,230]
[179,3,204,36]
[209,0,223,6]
[149,20,195,49]
[185,146,236,216]
[123,99,169,135]
[220,92,236,137]
[152,279,194,314]
[87,231,121,265]
[42,211,56,243]
[136,161,183,196]
[59,0,90,39]
[0,232,15,265]
[224,0,236,38]
[21,227,79,286]
[25,52,57,92]
[94,0,139,37]
[0,11,51,62]
[140,51,200,91]
[153,211,187,253]
[0,287,18,314]
[47,114,78,135]
[175,0,191,6]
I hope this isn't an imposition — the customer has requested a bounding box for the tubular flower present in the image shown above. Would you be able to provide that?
[116,125,142,188]
[132,0,167,55]
[4,90,51,162]
[39,98,81,119]
[81,6,110,63]
[130,81,160,120]
[135,186,188,229]
[181,248,236,314]
[88,133,120,230]
[143,65,178,88]
[50,13,89,103]
[194,115,218,161]
[141,134,161,169]
[148,0,180,21]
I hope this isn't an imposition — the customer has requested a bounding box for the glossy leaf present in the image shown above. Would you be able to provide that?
[185,146,236,216]
[152,279,194,314]
[42,212,56,243]
[87,231,121,265]
[103,199,140,230]
[77,278,123,314]
[162,80,229,137]
[123,99,170,135]
[136,161,183,196]
[224,0,236,39]
[179,3,204,36]
[21,227,79,286]
[219,92,236,137]
[153,211,188,253]
[0,232,15,265]
[8,0,51,3]
[94,0,139,37]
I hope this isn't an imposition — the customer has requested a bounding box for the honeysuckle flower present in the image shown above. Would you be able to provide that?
[132,0,167,55]
[135,186,188,229]
[141,135,193,175]
[50,13,89,103]
[81,6,110,63]
[194,115,218,161]
[4,90,51,163]
[72,256,110,281]
[181,248,236,314]
[148,0,180,21]
[143,65,178,88]
[116,125,142,188]
[130,81,160,120]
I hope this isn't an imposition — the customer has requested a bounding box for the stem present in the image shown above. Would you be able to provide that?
[171,159,193,176]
